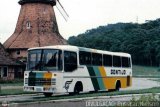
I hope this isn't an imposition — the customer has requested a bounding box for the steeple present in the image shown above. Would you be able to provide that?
[4,0,67,60]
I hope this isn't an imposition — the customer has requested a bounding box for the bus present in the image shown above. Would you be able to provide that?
[24,45,132,97]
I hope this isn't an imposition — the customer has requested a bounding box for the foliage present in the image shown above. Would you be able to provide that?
[121,94,160,107]
[68,19,160,66]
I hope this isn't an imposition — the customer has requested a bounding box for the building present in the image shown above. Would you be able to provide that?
[0,43,25,80]
[3,0,67,60]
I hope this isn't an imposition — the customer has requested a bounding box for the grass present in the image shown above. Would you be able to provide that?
[132,65,160,77]
[119,94,160,107]
[9,87,160,104]
[0,89,33,96]
[0,79,23,86]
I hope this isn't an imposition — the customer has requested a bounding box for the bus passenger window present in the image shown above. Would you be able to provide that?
[92,53,102,66]
[64,51,77,72]
[103,55,112,67]
[79,51,91,65]
[113,56,121,67]
[128,58,131,67]
[122,57,129,67]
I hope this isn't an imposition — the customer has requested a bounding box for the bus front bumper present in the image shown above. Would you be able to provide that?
[24,86,57,93]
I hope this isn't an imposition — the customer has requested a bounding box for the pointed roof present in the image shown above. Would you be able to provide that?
[0,43,23,66]
[3,32,67,49]
[3,0,67,49]
[19,0,56,6]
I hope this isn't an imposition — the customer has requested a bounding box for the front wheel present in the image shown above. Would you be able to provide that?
[43,93,53,97]
[68,82,83,95]
[74,86,80,94]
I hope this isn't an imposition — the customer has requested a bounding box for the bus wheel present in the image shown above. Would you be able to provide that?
[74,81,83,94]
[43,93,53,97]
[115,80,121,91]
[69,92,75,95]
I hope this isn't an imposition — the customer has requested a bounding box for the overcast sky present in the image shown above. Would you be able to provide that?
[0,0,160,43]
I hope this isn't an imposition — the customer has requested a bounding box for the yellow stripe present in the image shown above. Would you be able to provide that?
[43,72,52,87]
[98,66,108,89]
[105,77,132,89]
[98,66,132,90]
[44,72,52,79]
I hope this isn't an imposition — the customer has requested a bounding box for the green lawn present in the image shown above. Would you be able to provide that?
[133,65,160,77]
[0,79,23,86]
[10,87,160,104]
[0,89,32,96]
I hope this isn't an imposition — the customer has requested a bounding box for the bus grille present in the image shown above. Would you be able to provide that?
[28,78,56,86]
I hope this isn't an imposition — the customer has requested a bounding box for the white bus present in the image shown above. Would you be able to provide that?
[24,45,132,97]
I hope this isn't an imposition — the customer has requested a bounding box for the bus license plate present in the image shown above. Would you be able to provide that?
[36,87,42,92]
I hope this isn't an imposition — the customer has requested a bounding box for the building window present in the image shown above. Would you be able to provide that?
[26,21,31,29]
[0,67,8,78]
[17,50,21,55]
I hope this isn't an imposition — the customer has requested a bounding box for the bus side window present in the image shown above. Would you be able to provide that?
[128,58,131,67]
[122,57,130,68]
[92,53,102,66]
[64,51,77,72]
[103,54,112,67]
[113,56,121,67]
[79,51,91,65]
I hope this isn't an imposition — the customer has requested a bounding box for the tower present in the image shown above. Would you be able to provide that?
[4,0,67,60]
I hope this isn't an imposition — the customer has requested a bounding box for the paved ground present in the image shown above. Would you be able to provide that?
[0,78,160,107]
[123,78,160,90]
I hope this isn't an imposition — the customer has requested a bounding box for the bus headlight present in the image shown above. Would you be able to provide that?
[25,78,28,84]
[52,78,56,85]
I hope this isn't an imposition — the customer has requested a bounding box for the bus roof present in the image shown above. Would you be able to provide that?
[28,45,131,57]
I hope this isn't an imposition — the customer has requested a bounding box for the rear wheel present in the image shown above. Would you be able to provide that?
[43,93,53,97]
[115,80,121,91]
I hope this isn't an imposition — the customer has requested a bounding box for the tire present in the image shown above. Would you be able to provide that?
[115,81,121,91]
[73,82,83,95]
[74,86,80,94]
[43,93,53,97]
[69,92,75,95]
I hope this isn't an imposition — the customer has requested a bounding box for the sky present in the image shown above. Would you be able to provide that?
[0,0,160,43]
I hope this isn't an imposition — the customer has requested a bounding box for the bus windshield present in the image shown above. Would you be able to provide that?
[27,49,62,71]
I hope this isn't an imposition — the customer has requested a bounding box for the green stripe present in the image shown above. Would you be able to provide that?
[29,72,36,86]
[87,67,100,90]
[93,66,105,90]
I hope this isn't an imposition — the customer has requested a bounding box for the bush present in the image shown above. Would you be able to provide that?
[120,94,160,107]
[0,79,23,84]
